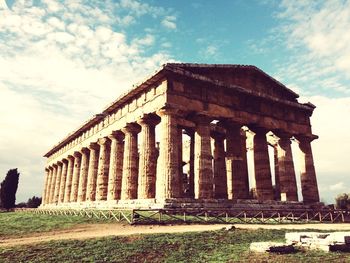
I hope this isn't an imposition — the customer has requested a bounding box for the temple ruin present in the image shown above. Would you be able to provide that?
[41,63,320,209]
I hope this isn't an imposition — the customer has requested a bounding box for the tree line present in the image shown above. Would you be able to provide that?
[0,168,41,210]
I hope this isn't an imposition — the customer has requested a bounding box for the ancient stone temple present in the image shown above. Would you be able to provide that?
[41,63,320,209]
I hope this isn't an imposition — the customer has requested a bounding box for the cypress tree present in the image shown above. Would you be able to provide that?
[0,168,20,210]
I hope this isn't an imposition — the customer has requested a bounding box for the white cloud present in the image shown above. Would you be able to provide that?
[133,34,155,46]
[308,96,350,173]
[304,96,350,202]
[47,17,65,31]
[0,0,173,202]
[273,0,350,96]
[330,182,346,191]
[161,15,177,29]
[206,45,218,56]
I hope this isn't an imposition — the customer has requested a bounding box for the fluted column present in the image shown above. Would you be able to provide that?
[212,131,227,199]
[86,143,99,201]
[96,138,111,201]
[107,131,124,201]
[178,127,184,196]
[121,123,140,200]
[156,107,181,199]
[42,168,50,205]
[45,167,53,204]
[53,161,63,204]
[49,164,57,204]
[275,132,298,201]
[58,159,68,203]
[273,145,281,200]
[225,123,250,199]
[194,116,213,199]
[70,152,82,202]
[252,127,274,201]
[240,130,250,196]
[137,116,159,199]
[63,155,74,203]
[77,148,90,202]
[296,135,320,203]
[188,130,195,198]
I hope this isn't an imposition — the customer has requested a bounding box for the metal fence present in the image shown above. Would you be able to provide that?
[17,207,350,225]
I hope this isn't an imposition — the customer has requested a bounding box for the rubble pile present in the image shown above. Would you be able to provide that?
[250,232,350,253]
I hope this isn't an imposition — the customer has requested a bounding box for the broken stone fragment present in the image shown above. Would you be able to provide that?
[250,242,295,253]
[222,225,235,231]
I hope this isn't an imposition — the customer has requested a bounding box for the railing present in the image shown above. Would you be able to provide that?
[17,208,350,225]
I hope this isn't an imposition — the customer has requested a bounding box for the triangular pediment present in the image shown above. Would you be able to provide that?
[166,63,299,102]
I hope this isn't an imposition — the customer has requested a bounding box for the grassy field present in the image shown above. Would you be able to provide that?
[0,212,103,238]
[1,228,349,262]
[1,212,350,262]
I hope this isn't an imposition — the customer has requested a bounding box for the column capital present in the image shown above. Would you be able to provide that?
[183,128,195,137]
[122,123,141,134]
[108,130,124,141]
[137,114,161,127]
[62,158,69,164]
[156,105,180,117]
[294,134,318,144]
[273,130,292,139]
[98,137,110,146]
[191,114,212,125]
[218,120,242,130]
[81,147,90,154]
[57,160,63,166]
[67,154,74,161]
[88,142,99,150]
[73,151,82,158]
[45,167,50,172]
[52,163,58,168]
[249,126,269,135]
[211,130,225,140]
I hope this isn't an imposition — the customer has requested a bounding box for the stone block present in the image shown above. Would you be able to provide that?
[325,232,350,244]
[250,242,295,253]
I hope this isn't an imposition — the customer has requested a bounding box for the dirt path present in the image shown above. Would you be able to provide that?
[2,223,350,248]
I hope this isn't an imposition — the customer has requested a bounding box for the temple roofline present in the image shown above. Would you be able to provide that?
[43,63,314,158]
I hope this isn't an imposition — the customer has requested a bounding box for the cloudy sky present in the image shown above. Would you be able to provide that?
[0,0,349,204]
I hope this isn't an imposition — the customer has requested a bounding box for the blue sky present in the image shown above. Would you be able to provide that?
[0,0,349,204]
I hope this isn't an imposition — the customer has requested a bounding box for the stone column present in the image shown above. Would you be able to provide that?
[275,132,298,201]
[252,127,274,201]
[49,164,57,204]
[224,123,250,199]
[86,143,99,202]
[45,167,53,204]
[70,151,82,202]
[156,107,181,199]
[107,131,124,201]
[121,123,140,200]
[77,148,90,202]
[42,168,50,205]
[137,116,159,199]
[178,127,184,196]
[188,130,195,198]
[53,161,63,204]
[212,131,227,199]
[296,135,320,203]
[96,138,111,201]
[194,116,213,199]
[273,145,281,200]
[240,130,250,197]
[63,155,74,203]
[58,159,68,203]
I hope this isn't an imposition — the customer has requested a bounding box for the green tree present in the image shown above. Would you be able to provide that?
[0,169,20,210]
[26,196,42,208]
[335,193,350,209]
